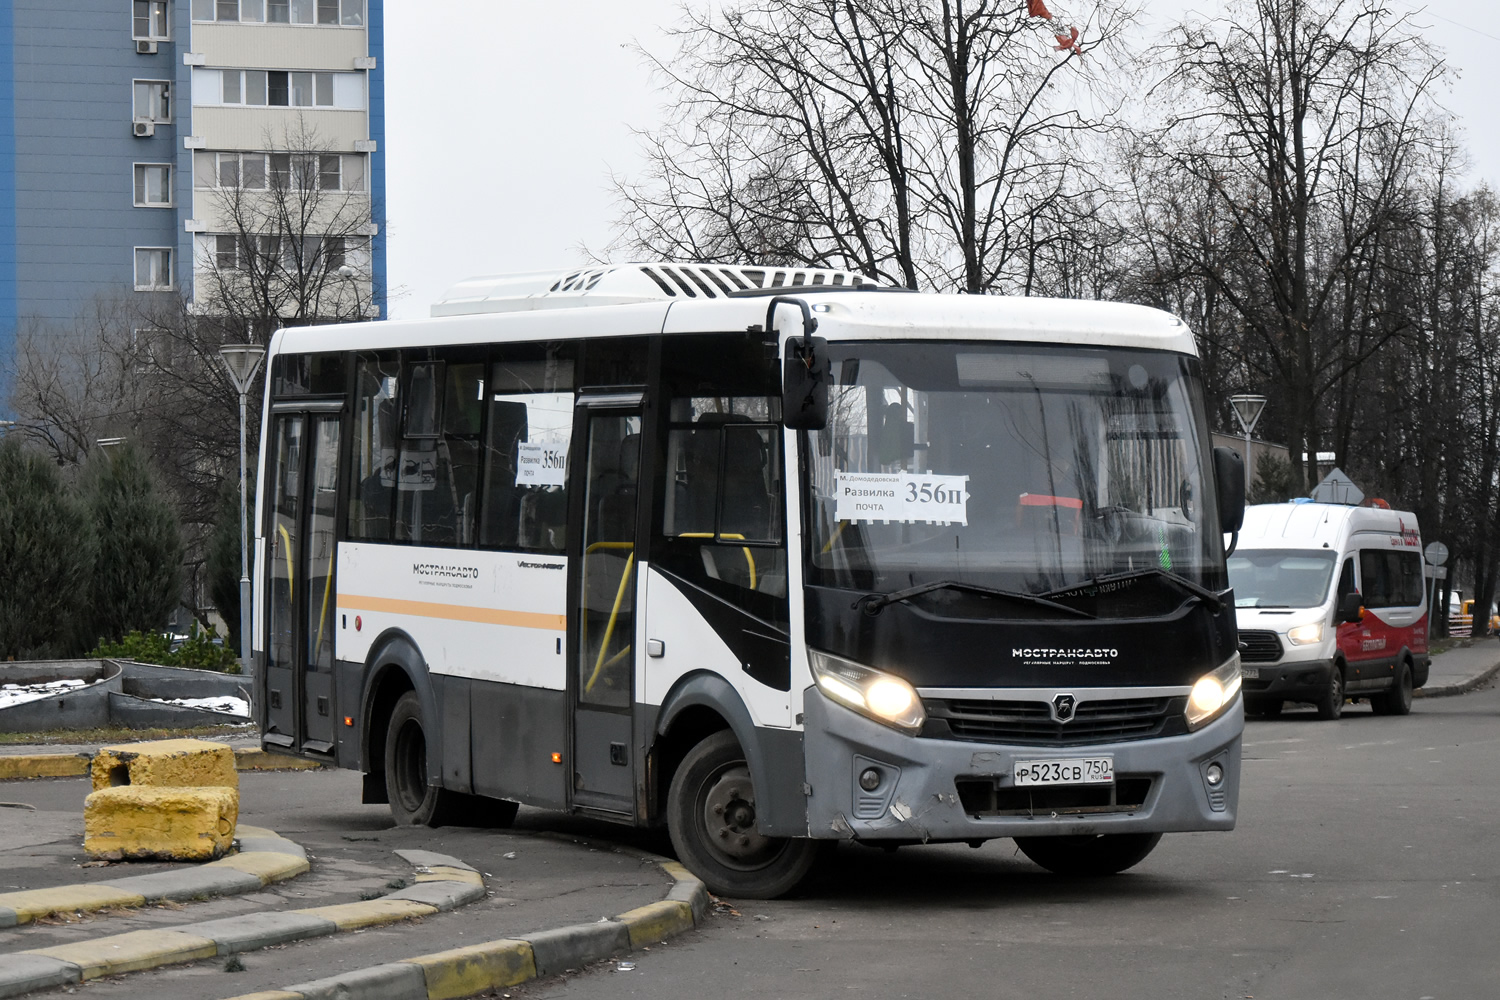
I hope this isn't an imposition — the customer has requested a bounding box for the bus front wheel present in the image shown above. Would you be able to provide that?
[1014,832,1162,876]
[384,692,456,827]
[667,730,822,899]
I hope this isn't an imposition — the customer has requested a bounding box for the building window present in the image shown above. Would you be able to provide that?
[133,80,171,122]
[134,1,170,39]
[194,150,365,192]
[195,0,360,24]
[134,248,174,290]
[134,164,172,206]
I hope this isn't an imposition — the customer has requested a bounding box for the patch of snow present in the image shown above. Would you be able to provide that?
[0,679,89,710]
[153,696,250,717]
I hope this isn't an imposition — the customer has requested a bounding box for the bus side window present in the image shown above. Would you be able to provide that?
[478,353,575,554]
[660,396,787,603]
[348,354,399,542]
[1358,550,1391,608]
[1336,557,1356,602]
[393,358,483,547]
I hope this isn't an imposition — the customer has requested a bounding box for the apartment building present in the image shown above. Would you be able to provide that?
[0,0,386,408]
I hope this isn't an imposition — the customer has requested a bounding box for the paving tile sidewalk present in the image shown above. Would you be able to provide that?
[1419,635,1500,696]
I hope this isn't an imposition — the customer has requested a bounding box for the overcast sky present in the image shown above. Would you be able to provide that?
[383,1,1499,320]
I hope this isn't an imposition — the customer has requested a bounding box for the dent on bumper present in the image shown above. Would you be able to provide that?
[801,688,1241,841]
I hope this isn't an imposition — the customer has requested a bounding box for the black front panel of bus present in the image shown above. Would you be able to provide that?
[804,586,1238,689]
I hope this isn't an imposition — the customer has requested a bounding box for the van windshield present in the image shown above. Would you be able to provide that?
[1228,549,1337,609]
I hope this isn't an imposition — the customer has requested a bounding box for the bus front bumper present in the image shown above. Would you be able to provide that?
[801,687,1241,842]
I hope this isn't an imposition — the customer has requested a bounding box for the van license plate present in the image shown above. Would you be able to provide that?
[1240,666,1260,679]
[1013,757,1114,786]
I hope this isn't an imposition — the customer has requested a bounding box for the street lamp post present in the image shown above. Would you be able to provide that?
[1228,395,1268,487]
[219,344,266,683]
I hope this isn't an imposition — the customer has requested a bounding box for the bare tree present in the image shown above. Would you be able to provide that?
[1132,0,1444,492]
[609,0,1136,293]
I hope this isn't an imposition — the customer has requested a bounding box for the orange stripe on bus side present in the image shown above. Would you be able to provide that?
[337,594,567,631]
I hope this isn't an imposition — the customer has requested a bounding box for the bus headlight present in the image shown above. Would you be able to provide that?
[1185,654,1242,731]
[809,651,926,733]
[1287,622,1324,645]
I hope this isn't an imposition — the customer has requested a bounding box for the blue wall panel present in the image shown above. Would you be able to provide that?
[368,0,385,319]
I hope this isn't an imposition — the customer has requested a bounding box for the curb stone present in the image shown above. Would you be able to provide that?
[0,747,321,783]
[219,853,710,1000]
[1414,658,1500,698]
[0,848,483,999]
[0,824,305,929]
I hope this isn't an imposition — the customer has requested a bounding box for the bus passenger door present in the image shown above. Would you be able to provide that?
[569,402,643,815]
[263,408,342,757]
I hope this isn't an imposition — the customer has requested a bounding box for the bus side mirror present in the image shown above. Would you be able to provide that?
[1337,591,1363,623]
[1213,446,1245,533]
[783,335,830,431]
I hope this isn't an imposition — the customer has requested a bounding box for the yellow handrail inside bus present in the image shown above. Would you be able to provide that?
[584,550,635,694]
[676,533,757,590]
[312,542,335,668]
[822,519,850,554]
[278,523,294,601]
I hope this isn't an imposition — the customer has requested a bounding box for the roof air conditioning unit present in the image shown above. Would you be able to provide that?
[132,120,155,138]
[136,40,158,55]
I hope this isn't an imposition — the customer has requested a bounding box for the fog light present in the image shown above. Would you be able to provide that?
[1205,762,1224,787]
[859,767,882,791]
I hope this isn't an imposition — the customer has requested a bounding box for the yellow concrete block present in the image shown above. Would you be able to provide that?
[0,884,146,924]
[91,738,238,791]
[234,747,324,771]
[294,898,437,930]
[615,899,695,949]
[0,753,91,781]
[26,928,217,979]
[415,866,484,885]
[84,785,238,861]
[204,850,309,884]
[407,939,536,999]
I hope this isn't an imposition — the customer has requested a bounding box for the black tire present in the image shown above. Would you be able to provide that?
[1315,663,1345,721]
[1014,832,1163,876]
[384,691,459,826]
[667,730,824,899]
[1372,660,1414,717]
[1247,698,1283,718]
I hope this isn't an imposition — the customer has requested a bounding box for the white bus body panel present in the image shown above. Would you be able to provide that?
[336,542,568,688]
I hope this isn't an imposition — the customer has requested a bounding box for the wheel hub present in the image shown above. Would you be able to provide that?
[701,765,772,861]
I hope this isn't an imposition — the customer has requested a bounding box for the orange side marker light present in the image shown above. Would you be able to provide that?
[344,716,354,727]
[550,752,562,764]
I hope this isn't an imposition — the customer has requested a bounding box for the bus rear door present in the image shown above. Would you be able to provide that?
[263,405,343,757]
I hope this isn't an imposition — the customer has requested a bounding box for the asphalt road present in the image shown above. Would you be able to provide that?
[6,685,1497,999]
[521,687,1500,1000]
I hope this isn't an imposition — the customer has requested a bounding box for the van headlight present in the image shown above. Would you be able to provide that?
[808,651,926,733]
[1287,622,1324,645]
[1186,654,1243,731]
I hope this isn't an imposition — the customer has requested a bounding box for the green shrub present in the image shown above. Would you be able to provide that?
[0,440,97,658]
[90,623,240,673]
[83,444,183,644]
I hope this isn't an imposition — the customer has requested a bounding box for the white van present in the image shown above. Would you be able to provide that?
[1227,501,1430,720]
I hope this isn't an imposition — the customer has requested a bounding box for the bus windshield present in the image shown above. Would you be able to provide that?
[805,341,1223,614]
[1227,549,1338,609]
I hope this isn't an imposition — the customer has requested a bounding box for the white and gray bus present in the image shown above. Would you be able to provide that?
[252,263,1246,897]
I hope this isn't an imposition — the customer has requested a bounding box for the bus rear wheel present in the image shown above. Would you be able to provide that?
[1014,832,1162,876]
[384,691,457,827]
[667,730,822,899]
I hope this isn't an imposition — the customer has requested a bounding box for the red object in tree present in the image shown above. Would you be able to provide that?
[1029,0,1054,17]
[1054,26,1082,52]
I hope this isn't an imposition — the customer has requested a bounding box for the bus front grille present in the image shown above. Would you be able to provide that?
[924,696,1188,746]
[955,776,1154,816]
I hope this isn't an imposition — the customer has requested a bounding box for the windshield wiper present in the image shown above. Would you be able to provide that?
[856,580,1095,618]
[1046,568,1226,613]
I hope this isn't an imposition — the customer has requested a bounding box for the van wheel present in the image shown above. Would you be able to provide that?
[1373,660,1414,716]
[667,730,823,899]
[1014,833,1162,876]
[1315,664,1345,721]
[385,692,457,826]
